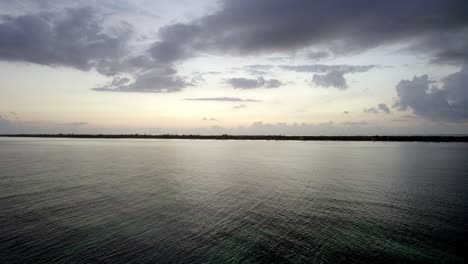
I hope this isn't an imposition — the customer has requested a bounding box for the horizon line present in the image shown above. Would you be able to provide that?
[1,134,467,143]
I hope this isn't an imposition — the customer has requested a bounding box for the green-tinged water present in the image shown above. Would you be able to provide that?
[0,138,466,263]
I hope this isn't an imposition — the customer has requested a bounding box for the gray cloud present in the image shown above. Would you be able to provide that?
[93,68,190,93]
[0,7,132,73]
[307,51,331,60]
[312,71,348,89]
[264,79,283,88]
[378,103,391,114]
[227,77,263,89]
[411,30,468,65]
[151,0,468,65]
[364,103,391,114]
[185,97,261,102]
[282,64,379,89]
[241,63,379,79]
[149,23,201,63]
[0,6,193,93]
[394,67,468,122]
[226,77,285,89]
[1,0,466,96]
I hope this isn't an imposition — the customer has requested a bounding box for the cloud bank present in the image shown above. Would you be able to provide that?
[151,0,467,65]
[1,1,466,94]
[394,67,468,122]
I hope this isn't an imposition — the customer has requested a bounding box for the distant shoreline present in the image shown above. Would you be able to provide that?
[1,134,468,142]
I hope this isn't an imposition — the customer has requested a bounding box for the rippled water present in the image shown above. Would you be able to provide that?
[0,138,467,263]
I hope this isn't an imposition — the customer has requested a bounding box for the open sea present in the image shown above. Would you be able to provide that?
[0,138,467,263]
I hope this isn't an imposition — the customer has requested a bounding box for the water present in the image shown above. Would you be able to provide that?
[0,138,466,263]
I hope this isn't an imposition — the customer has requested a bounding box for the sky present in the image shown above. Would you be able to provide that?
[0,0,467,135]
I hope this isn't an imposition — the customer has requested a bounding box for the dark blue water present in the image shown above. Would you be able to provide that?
[0,138,467,263]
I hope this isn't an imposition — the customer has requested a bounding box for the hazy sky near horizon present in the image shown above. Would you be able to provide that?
[0,0,467,135]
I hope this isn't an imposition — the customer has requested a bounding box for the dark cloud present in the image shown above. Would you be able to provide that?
[152,0,468,65]
[343,111,350,114]
[394,67,468,122]
[0,6,193,93]
[226,77,284,89]
[312,70,347,89]
[1,0,466,96]
[411,30,468,65]
[185,97,261,102]
[0,7,132,73]
[149,23,201,63]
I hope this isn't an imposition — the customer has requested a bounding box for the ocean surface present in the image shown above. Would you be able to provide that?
[0,138,466,264]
